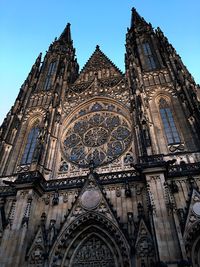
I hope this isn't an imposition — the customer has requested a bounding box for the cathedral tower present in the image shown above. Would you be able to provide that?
[0,8,200,267]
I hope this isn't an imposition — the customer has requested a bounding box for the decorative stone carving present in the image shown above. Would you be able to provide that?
[80,189,101,210]
[72,235,115,267]
[116,187,121,197]
[28,245,45,265]
[16,164,30,173]
[193,202,200,216]
[62,103,132,167]
[1,9,200,267]
[27,213,47,266]
[183,190,200,253]
[135,220,154,258]
[59,160,69,172]
[27,241,46,266]
[125,181,132,197]
[62,193,68,203]
[48,219,56,246]
[52,190,59,205]
[43,194,50,205]
[22,107,46,123]
[168,143,185,152]
[21,196,32,227]
[50,211,130,267]
[124,153,134,164]
[7,199,16,228]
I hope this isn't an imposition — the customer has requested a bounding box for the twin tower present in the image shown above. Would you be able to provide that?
[0,8,200,267]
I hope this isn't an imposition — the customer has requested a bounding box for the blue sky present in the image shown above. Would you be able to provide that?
[0,0,200,124]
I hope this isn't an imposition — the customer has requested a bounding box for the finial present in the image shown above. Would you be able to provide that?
[131,7,136,12]
[96,45,100,50]
[32,52,42,70]
[35,52,42,61]
[38,52,42,59]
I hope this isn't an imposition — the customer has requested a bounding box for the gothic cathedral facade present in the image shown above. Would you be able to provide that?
[0,8,200,267]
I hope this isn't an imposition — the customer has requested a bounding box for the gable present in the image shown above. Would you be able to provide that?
[74,45,123,86]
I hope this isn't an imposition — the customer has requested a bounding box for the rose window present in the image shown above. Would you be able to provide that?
[84,127,108,147]
[62,106,132,167]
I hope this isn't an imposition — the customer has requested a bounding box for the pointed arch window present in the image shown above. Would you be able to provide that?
[21,127,40,164]
[142,42,157,70]
[44,61,57,90]
[159,98,180,144]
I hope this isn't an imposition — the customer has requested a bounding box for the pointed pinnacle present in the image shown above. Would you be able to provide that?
[131,7,148,28]
[31,53,42,70]
[36,52,42,64]
[59,22,72,43]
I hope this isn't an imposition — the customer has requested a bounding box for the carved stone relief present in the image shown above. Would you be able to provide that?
[71,235,116,267]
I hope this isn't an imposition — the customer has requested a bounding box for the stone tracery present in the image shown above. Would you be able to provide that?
[62,102,132,167]
[72,235,116,267]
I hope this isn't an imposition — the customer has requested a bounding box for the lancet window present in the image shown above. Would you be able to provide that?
[159,98,180,144]
[21,127,40,164]
[44,61,57,90]
[142,42,157,70]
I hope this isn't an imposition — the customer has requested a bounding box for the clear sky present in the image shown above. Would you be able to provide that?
[0,0,200,125]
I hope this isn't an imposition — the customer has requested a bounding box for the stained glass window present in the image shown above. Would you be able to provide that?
[62,110,132,167]
[21,127,39,164]
[159,98,180,145]
[44,61,57,90]
[142,42,156,70]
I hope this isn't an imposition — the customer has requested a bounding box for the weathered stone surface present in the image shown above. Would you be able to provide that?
[0,7,199,267]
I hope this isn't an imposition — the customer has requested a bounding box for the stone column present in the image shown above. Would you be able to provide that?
[144,167,182,266]
[0,171,44,267]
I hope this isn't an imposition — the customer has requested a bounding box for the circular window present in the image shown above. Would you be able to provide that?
[193,202,200,216]
[80,190,101,210]
[62,103,132,167]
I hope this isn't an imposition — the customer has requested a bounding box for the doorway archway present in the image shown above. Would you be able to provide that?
[49,212,131,267]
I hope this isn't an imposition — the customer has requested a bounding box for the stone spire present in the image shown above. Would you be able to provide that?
[29,52,42,76]
[131,7,149,29]
[58,23,72,44]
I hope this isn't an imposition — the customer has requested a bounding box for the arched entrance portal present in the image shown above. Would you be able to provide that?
[185,222,200,267]
[192,236,200,267]
[66,225,121,267]
[49,213,131,267]
[71,233,116,267]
